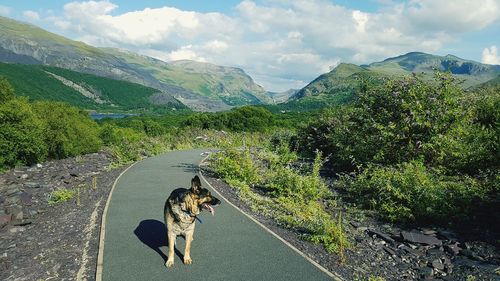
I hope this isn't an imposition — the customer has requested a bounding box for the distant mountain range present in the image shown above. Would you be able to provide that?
[291,52,500,104]
[0,16,270,111]
[1,16,499,112]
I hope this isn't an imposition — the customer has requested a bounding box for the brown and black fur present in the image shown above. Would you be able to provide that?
[164,175,220,267]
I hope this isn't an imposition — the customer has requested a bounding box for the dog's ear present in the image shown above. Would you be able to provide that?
[191,176,201,194]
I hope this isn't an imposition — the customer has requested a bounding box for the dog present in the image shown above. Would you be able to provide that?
[164,175,221,267]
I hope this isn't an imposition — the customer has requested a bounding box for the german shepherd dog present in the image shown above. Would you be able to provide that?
[164,175,220,267]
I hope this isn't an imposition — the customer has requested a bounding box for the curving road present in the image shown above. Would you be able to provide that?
[97,149,337,281]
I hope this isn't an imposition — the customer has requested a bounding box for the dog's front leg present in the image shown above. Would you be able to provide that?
[166,231,176,267]
[183,231,193,265]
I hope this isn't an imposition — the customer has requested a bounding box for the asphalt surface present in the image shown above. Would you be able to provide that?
[100,149,334,280]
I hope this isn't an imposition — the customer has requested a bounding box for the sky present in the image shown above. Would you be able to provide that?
[0,0,499,92]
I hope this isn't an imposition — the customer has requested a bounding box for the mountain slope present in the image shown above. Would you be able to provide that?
[290,52,500,108]
[0,62,186,111]
[0,16,269,111]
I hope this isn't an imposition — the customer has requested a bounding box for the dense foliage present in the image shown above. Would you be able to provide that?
[33,101,102,159]
[299,73,499,223]
[0,78,101,170]
[0,63,186,112]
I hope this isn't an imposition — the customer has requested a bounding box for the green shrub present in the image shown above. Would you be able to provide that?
[0,97,47,169]
[48,188,76,205]
[184,106,274,132]
[299,73,468,171]
[99,124,148,163]
[339,160,488,222]
[210,146,348,258]
[212,148,259,184]
[33,101,102,159]
[0,76,15,103]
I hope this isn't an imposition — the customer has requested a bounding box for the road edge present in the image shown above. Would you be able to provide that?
[198,153,344,281]
[95,162,138,281]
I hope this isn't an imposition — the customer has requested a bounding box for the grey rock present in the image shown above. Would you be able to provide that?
[431,259,445,271]
[28,209,38,217]
[444,243,461,255]
[0,214,12,228]
[437,229,457,241]
[419,266,434,279]
[12,219,32,226]
[5,196,20,205]
[8,226,25,233]
[24,182,41,188]
[368,228,396,244]
[20,174,29,179]
[5,186,20,196]
[401,231,442,246]
[20,192,32,205]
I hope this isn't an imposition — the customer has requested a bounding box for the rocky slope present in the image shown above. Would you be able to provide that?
[0,152,127,281]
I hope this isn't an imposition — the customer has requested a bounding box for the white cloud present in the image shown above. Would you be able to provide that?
[22,10,40,21]
[406,0,500,32]
[0,5,11,16]
[43,0,500,91]
[482,46,500,65]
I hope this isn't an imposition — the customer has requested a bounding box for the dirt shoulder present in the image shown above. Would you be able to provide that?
[0,152,128,281]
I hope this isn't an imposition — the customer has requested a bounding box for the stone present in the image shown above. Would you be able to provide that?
[28,209,38,217]
[12,219,32,226]
[24,182,41,189]
[401,231,442,246]
[9,226,25,233]
[20,174,29,179]
[5,196,20,205]
[368,228,396,244]
[419,266,434,279]
[422,228,437,235]
[0,214,12,228]
[5,186,20,196]
[19,192,32,205]
[444,243,461,255]
[0,195,5,205]
[437,229,457,241]
[36,164,42,168]
[431,259,445,271]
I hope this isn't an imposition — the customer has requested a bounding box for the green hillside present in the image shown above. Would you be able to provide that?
[0,16,271,111]
[287,52,500,110]
[0,62,187,112]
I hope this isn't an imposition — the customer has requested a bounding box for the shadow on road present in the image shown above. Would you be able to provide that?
[134,219,183,263]
[172,163,199,174]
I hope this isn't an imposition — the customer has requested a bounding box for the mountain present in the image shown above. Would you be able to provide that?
[367,52,500,87]
[266,89,299,103]
[474,75,500,90]
[290,52,500,107]
[0,62,187,112]
[0,16,269,111]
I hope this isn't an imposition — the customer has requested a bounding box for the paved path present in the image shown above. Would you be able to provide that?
[99,149,335,280]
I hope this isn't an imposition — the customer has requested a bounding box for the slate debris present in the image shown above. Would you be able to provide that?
[1,151,125,281]
[401,231,443,246]
[353,225,499,280]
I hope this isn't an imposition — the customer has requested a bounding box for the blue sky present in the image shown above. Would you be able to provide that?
[0,0,499,91]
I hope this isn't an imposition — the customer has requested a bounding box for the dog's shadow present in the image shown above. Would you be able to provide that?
[134,219,183,263]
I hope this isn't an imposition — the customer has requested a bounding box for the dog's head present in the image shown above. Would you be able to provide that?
[186,176,221,216]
